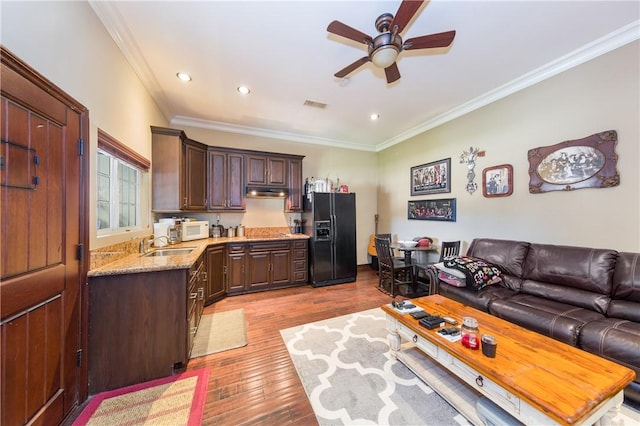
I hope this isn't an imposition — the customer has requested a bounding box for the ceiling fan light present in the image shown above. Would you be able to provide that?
[371,45,398,68]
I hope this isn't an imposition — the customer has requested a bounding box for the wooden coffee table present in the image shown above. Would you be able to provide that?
[381,295,636,425]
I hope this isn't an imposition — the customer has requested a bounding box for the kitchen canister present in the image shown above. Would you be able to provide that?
[237,225,245,237]
[227,227,235,238]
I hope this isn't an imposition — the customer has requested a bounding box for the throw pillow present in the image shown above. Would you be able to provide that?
[443,256,503,291]
[433,262,467,279]
[438,271,466,287]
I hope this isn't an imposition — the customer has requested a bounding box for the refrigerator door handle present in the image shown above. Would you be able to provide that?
[331,214,337,241]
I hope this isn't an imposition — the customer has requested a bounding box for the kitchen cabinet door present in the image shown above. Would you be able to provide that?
[226,244,246,294]
[246,154,287,187]
[271,250,292,285]
[183,141,207,210]
[206,245,226,304]
[247,251,271,291]
[286,157,303,212]
[208,150,245,211]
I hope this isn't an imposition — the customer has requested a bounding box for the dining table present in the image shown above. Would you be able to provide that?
[391,244,438,265]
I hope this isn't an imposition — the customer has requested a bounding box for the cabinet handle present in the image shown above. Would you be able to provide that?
[475,376,484,387]
[412,335,418,343]
[201,272,207,282]
[191,326,197,335]
[183,197,187,207]
[198,288,204,300]
[190,292,197,299]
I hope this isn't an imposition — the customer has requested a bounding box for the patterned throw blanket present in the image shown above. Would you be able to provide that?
[443,256,502,290]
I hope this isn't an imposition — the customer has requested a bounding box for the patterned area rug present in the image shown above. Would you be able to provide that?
[72,368,209,426]
[280,308,469,425]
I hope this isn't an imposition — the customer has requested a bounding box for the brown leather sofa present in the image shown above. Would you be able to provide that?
[426,238,640,407]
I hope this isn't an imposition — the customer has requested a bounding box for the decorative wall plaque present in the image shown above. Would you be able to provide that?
[527,130,619,194]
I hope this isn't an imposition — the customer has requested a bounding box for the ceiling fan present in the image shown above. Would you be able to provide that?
[327,0,456,84]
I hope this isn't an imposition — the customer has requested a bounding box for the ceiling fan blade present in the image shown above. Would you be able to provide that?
[390,0,425,34]
[327,20,373,45]
[334,57,371,78]
[403,30,456,50]
[385,62,401,84]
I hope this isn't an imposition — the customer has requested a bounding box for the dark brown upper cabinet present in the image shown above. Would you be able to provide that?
[151,126,207,211]
[246,154,287,187]
[208,149,245,211]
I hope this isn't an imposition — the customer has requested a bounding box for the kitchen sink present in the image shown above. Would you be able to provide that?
[143,247,195,257]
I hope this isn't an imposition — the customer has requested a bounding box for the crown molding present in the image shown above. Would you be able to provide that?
[376,20,640,152]
[170,116,377,152]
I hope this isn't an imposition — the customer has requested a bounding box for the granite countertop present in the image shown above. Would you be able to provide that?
[88,234,309,277]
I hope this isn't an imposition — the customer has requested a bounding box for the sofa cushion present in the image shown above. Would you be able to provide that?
[522,243,617,314]
[609,252,640,321]
[579,318,640,381]
[489,294,605,346]
[466,238,530,291]
[439,283,517,313]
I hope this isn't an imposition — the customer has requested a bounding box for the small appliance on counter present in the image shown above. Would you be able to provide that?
[180,220,209,241]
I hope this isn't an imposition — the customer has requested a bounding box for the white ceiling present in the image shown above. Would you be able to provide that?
[90,1,639,152]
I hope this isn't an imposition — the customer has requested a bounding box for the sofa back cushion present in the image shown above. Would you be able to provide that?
[467,238,530,291]
[522,243,617,314]
[609,252,640,321]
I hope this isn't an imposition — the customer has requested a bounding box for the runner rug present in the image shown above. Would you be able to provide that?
[190,308,247,358]
[280,308,468,425]
[72,368,209,426]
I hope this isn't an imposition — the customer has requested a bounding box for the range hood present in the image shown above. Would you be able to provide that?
[246,186,288,198]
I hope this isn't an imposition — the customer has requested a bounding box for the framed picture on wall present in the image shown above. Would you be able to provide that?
[482,164,513,197]
[527,130,619,194]
[410,158,451,196]
[408,198,456,222]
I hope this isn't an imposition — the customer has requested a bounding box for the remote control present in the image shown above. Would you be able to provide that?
[442,316,458,325]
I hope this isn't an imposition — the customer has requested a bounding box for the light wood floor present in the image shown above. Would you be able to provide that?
[187,265,391,425]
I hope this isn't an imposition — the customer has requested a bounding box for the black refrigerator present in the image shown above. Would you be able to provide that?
[303,192,357,287]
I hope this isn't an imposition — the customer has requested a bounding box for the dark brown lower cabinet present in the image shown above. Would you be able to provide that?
[247,241,291,291]
[226,240,307,295]
[88,254,206,394]
[206,245,226,304]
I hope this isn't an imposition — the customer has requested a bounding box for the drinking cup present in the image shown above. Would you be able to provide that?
[481,334,497,358]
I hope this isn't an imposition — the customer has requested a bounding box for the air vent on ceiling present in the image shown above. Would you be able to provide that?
[303,100,327,109]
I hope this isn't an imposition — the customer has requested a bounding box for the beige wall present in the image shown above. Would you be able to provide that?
[377,41,640,253]
[1,1,169,249]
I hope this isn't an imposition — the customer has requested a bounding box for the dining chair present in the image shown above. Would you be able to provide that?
[439,240,461,262]
[375,236,428,298]
[414,240,461,294]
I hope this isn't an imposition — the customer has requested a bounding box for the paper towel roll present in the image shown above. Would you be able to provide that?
[153,223,169,247]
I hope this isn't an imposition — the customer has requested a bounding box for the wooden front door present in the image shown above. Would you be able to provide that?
[1,48,89,425]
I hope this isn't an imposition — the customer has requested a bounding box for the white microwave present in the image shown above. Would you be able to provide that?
[180,220,209,241]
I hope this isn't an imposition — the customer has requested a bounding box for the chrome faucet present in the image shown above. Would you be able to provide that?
[139,235,153,254]
[153,236,170,246]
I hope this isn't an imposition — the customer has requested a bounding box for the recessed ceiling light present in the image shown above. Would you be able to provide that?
[237,85,251,95]
[176,72,192,82]
[369,113,380,121]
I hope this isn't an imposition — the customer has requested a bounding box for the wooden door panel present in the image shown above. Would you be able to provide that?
[3,102,30,276]
[2,297,63,426]
[46,121,64,266]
